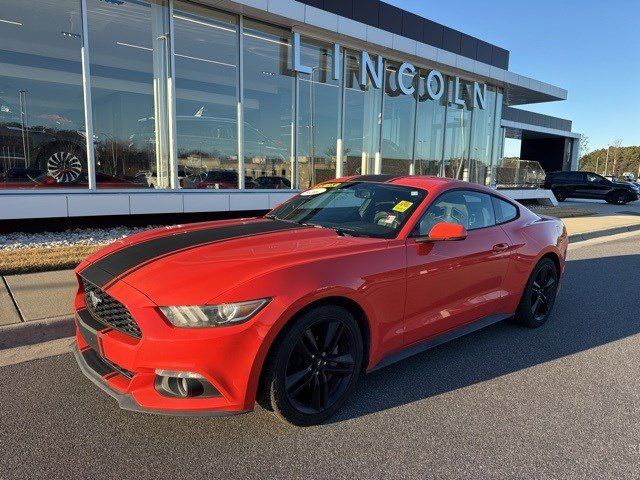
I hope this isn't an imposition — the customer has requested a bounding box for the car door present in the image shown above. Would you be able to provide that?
[403,190,513,346]
[585,173,613,199]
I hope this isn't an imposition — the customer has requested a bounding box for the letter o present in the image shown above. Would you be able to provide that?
[426,70,445,100]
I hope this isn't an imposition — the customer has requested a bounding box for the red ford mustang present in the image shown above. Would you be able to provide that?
[73,175,568,426]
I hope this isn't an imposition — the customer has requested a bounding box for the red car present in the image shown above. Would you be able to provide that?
[73,175,568,426]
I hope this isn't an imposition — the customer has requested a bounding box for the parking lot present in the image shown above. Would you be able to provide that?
[1,232,639,479]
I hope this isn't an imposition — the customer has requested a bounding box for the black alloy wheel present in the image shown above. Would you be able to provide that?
[514,258,559,328]
[530,263,558,322]
[259,305,363,426]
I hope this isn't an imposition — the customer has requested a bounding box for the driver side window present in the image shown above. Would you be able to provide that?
[586,173,604,184]
[414,190,496,236]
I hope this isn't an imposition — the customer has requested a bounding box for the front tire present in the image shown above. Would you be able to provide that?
[606,190,629,205]
[552,188,567,202]
[259,305,363,426]
[513,258,559,328]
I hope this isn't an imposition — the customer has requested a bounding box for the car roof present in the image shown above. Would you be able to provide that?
[335,174,477,190]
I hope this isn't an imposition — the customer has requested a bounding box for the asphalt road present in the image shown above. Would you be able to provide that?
[1,234,639,479]
[563,197,640,215]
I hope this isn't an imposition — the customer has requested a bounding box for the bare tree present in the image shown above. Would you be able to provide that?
[579,134,590,157]
[611,138,623,176]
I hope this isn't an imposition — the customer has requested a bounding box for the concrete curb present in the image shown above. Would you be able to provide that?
[567,223,640,243]
[2,224,640,351]
[0,316,75,350]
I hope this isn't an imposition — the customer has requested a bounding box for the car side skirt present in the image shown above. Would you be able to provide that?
[370,313,512,372]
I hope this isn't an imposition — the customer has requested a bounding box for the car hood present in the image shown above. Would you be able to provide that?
[612,181,636,189]
[77,218,383,305]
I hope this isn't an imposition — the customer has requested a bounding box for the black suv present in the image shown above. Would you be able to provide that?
[544,171,640,204]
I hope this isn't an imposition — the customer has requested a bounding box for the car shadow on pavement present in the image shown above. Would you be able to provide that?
[328,253,640,424]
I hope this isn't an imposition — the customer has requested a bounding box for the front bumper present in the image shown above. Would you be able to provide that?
[72,276,276,416]
[73,345,249,417]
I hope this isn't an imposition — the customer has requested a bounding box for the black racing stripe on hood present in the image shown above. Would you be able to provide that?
[80,219,304,287]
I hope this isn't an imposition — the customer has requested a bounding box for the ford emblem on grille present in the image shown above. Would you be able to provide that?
[88,290,102,309]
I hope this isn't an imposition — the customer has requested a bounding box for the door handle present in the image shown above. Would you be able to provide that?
[492,243,509,252]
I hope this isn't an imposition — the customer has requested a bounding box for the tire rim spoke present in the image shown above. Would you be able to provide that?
[323,321,344,354]
[286,368,313,398]
[293,338,314,362]
[311,372,329,412]
[303,328,320,354]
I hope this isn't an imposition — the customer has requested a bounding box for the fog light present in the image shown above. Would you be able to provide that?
[177,377,204,398]
[154,369,220,399]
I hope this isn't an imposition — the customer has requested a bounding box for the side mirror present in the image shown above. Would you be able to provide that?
[416,221,467,243]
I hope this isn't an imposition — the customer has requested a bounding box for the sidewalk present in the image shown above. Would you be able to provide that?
[563,212,640,241]
[2,211,640,349]
[1,270,76,348]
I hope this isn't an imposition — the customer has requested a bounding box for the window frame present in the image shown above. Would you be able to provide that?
[409,187,503,237]
[490,194,520,226]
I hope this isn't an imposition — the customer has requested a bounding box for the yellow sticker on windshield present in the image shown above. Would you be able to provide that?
[392,201,414,213]
[320,182,342,188]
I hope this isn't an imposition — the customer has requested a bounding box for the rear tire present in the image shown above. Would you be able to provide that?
[258,305,363,426]
[513,258,559,328]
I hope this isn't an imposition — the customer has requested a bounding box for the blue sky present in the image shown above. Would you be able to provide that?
[389,0,640,152]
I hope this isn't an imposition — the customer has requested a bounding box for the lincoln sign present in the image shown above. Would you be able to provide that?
[292,33,487,110]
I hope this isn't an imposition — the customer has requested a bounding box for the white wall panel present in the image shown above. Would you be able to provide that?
[67,194,130,217]
[230,192,270,210]
[0,195,68,220]
[129,194,183,215]
[183,193,231,213]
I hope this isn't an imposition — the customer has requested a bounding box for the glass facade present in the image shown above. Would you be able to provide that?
[242,20,294,189]
[297,38,341,189]
[0,0,504,192]
[87,0,171,189]
[380,61,416,176]
[342,50,383,177]
[0,0,86,188]
[173,2,239,189]
[414,72,447,176]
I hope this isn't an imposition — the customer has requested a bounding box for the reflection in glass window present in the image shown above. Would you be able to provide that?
[297,38,341,189]
[242,20,293,189]
[414,72,447,176]
[443,77,473,181]
[380,61,417,176]
[173,2,239,190]
[468,85,497,185]
[490,90,504,187]
[87,0,170,189]
[0,0,87,189]
[342,50,382,176]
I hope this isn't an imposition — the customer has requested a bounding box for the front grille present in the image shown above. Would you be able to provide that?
[81,278,142,339]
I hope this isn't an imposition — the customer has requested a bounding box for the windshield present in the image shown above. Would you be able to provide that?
[268,182,426,238]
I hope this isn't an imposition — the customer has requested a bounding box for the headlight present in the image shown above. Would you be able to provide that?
[159,299,270,328]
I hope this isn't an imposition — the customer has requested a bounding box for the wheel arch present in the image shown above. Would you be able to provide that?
[540,251,562,276]
[250,295,371,410]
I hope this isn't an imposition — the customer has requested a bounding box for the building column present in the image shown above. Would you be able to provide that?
[569,137,580,171]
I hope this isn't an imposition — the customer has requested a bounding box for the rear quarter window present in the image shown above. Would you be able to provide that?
[492,196,519,224]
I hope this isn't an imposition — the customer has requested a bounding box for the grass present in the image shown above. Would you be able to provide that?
[0,245,103,276]
[529,206,598,218]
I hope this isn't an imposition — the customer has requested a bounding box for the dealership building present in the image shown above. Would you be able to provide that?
[0,0,580,220]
